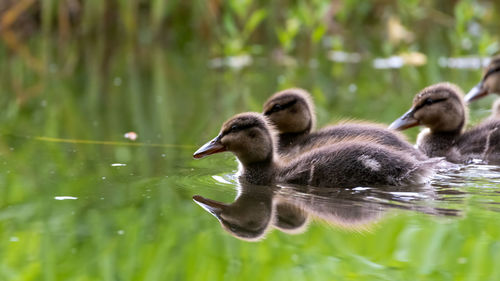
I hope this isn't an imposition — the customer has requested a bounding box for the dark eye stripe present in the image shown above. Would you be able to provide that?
[219,217,265,238]
[264,99,298,115]
[483,65,500,81]
[414,98,447,111]
[223,123,258,135]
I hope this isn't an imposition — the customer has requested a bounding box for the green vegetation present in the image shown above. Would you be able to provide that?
[1,0,500,280]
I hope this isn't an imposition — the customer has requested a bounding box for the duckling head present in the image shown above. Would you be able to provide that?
[262,88,316,134]
[193,112,278,165]
[465,55,500,102]
[389,83,467,133]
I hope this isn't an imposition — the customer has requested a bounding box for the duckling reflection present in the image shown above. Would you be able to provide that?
[192,183,383,241]
[273,202,310,234]
[193,182,458,241]
[193,184,277,242]
[275,186,386,232]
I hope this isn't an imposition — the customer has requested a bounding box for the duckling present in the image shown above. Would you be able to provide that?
[193,112,434,188]
[262,88,316,149]
[465,55,500,102]
[389,82,500,164]
[263,88,427,160]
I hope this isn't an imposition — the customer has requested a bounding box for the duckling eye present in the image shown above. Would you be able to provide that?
[272,104,282,112]
[264,104,283,115]
[424,98,434,105]
[230,125,239,131]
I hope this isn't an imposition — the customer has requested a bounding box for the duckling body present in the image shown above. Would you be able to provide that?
[194,112,434,188]
[278,141,432,187]
[390,83,500,164]
[456,120,500,163]
[263,88,427,160]
[415,130,461,161]
[286,122,424,160]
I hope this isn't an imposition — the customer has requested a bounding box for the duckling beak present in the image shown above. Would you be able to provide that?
[193,135,226,159]
[388,109,420,130]
[193,195,227,218]
[464,82,488,103]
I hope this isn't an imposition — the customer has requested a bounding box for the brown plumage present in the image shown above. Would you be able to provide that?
[390,82,500,164]
[193,112,434,188]
[263,88,427,160]
[465,55,500,102]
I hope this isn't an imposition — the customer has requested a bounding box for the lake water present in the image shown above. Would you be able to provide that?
[1,46,500,281]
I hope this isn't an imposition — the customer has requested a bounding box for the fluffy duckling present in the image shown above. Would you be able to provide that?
[194,112,434,188]
[389,83,500,163]
[262,88,316,148]
[465,55,500,102]
[263,88,427,160]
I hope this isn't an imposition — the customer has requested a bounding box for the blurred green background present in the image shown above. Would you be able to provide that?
[1,0,500,280]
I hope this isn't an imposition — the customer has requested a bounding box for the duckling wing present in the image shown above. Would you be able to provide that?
[278,142,433,188]
[295,124,425,160]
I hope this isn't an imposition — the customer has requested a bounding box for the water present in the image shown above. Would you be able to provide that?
[2,48,500,280]
[193,164,500,241]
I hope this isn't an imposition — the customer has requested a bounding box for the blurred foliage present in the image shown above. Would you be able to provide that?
[0,0,498,130]
[1,0,499,56]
